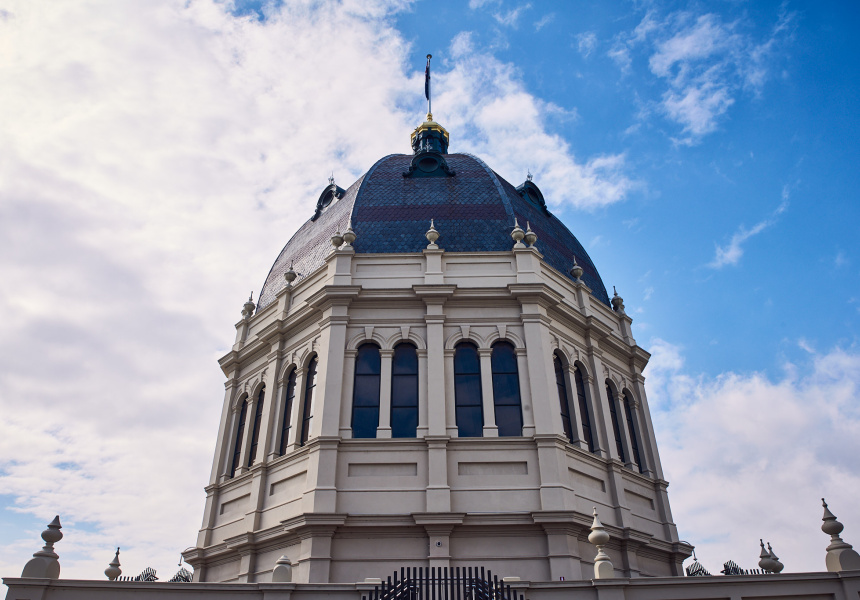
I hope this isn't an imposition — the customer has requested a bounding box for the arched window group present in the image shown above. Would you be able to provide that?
[554,352,596,453]
[454,341,523,438]
[349,342,420,439]
[606,382,646,473]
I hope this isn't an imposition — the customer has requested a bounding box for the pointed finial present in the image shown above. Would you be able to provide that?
[328,173,335,186]
[343,219,356,248]
[611,286,626,314]
[105,547,122,580]
[21,516,63,579]
[511,218,525,248]
[425,219,440,248]
[767,542,784,573]
[331,230,344,249]
[524,221,537,247]
[588,507,614,579]
[821,498,860,572]
[242,294,256,320]
[272,555,293,582]
[570,257,583,282]
[284,262,297,285]
[527,169,533,182]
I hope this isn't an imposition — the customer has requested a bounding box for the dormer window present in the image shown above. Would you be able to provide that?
[311,180,345,221]
[515,178,550,215]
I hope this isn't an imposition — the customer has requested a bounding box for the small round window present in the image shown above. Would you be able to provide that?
[418,156,440,173]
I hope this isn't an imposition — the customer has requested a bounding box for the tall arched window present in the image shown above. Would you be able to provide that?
[230,397,248,478]
[279,368,297,455]
[623,391,644,473]
[352,343,381,438]
[606,383,626,463]
[575,366,595,453]
[391,342,419,438]
[300,357,318,446]
[247,385,266,467]
[454,342,483,437]
[491,341,522,437]
[554,354,574,443]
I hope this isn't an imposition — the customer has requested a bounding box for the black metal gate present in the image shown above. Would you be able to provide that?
[365,566,523,600]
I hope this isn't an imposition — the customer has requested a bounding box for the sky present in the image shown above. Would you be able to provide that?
[1,0,859,584]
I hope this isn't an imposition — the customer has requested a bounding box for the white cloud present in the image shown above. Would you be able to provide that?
[646,339,860,572]
[493,3,531,28]
[533,12,554,32]
[0,0,635,582]
[708,188,790,269]
[576,31,597,57]
[468,0,498,8]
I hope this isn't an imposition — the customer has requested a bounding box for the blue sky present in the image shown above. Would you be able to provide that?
[1,0,859,583]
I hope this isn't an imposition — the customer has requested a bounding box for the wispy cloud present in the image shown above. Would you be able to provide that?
[614,8,796,143]
[708,186,790,269]
[493,3,531,28]
[576,31,597,57]
[533,12,554,32]
[646,339,860,572]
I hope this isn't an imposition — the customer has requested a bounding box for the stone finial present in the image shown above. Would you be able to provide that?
[588,507,614,579]
[511,218,525,248]
[331,230,344,249]
[21,516,63,579]
[105,547,122,580]
[526,169,533,182]
[284,263,297,286]
[524,222,537,247]
[570,257,583,282]
[611,286,625,315]
[821,498,860,572]
[758,539,777,573]
[767,542,784,573]
[272,555,293,582]
[241,293,256,320]
[426,219,440,249]
[343,220,356,248]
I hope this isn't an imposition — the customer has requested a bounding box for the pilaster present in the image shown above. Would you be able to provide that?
[417,349,429,437]
[515,348,536,437]
[377,349,394,438]
[339,349,357,439]
[478,348,498,437]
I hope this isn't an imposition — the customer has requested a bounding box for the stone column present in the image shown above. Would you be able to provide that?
[479,348,498,437]
[613,390,637,470]
[417,349,429,438]
[585,351,614,460]
[424,302,448,436]
[236,396,256,476]
[377,349,394,438]
[515,348,535,437]
[563,364,588,451]
[288,366,308,452]
[631,374,662,479]
[339,349,357,439]
[443,349,457,436]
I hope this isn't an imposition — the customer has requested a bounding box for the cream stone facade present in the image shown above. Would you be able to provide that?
[183,230,690,583]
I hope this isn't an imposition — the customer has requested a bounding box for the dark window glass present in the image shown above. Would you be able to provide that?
[606,384,626,462]
[352,344,381,438]
[575,367,595,452]
[300,357,317,446]
[230,398,248,477]
[623,392,644,473]
[247,385,266,467]
[279,369,297,455]
[491,342,522,437]
[454,342,483,437]
[555,355,574,443]
[391,343,418,438]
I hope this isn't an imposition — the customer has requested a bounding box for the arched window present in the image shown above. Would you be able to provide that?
[247,385,266,467]
[300,357,318,446]
[279,369,297,455]
[230,397,248,478]
[575,366,595,452]
[391,342,419,438]
[352,343,381,438]
[491,341,522,437]
[454,342,483,437]
[606,383,626,463]
[623,391,644,473]
[554,354,574,443]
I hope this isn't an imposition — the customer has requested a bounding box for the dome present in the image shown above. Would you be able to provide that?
[257,152,610,310]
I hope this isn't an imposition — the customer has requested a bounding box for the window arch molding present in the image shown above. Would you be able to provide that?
[444,329,489,351]
[347,330,428,352]
[483,331,525,351]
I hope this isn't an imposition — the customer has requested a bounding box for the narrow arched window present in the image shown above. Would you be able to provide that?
[247,385,266,467]
[623,391,644,473]
[352,343,381,438]
[279,369,297,455]
[454,342,483,437]
[606,383,626,463]
[555,354,574,442]
[230,397,248,477]
[300,357,318,446]
[575,366,595,452]
[391,342,419,438]
[491,341,522,437]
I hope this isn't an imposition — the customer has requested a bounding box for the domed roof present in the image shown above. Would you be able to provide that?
[257,152,610,309]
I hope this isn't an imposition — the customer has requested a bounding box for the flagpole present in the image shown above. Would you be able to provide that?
[426,54,432,117]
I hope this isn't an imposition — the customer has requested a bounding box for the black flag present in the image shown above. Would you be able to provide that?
[425,54,431,101]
